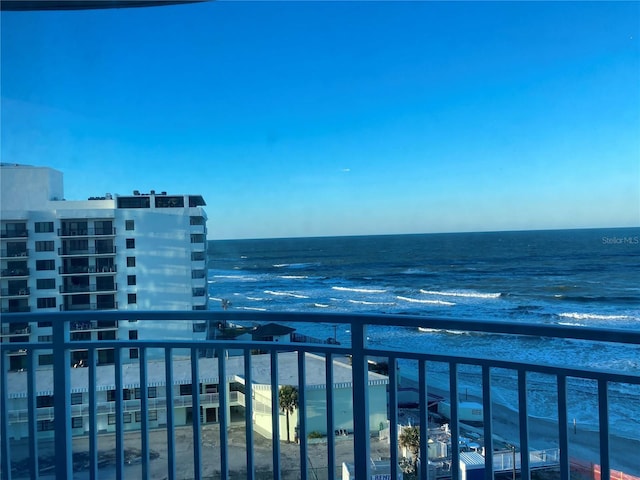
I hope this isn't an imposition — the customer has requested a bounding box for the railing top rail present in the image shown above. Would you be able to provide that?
[2,310,639,345]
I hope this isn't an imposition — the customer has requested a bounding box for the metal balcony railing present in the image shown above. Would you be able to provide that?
[0,268,29,278]
[0,249,29,258]
[1,311,639,480]
[57,228,116,237]
[0,230,28,239]
[59,265,116,274]
[59,283,117,294]
[0,287,30,297]
[58,246,116,256]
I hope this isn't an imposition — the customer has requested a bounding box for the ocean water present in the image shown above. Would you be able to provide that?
[207,228,640,439]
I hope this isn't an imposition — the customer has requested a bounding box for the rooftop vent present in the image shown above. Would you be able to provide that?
[133,190,140,195]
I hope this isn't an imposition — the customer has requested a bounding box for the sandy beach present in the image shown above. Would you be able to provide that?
[404,377,640,477]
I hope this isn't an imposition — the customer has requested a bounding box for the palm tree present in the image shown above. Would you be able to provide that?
[399,425,420,474]
[278,385,298,443]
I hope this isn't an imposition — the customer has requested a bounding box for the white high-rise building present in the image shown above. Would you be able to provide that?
[0,163,208,369]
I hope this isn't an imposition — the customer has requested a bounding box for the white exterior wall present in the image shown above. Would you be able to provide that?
[0,164,64,211]
[1,165,208,354]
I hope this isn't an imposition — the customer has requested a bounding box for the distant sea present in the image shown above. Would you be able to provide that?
[207,228,640,439]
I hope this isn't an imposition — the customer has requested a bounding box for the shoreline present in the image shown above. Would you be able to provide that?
[398,373,640,476]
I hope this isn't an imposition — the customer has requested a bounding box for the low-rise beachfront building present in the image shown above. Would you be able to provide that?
[0,163,208,370]
[4,352,389,443]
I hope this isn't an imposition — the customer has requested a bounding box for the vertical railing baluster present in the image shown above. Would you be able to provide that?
[557,374,569,480]
[598,379,610,480]
[115,347,124,479]
[165,348,176,480]
[352,321,370,480]
[297,351,308,480]
[326,352,336,480]
[482,365,494,480]
[449,362,460,480]
[244,349,255,480]
[52,316,72,479]
[218,348,229,479]
[1,349,11,480]
[419,360,428,480]
[88,348,98,480]
[191,347,202,480]
[271,350,281,478]
[518,369,530,480]
[139,348,150,480]
[26,350,38,479]
[388,356,398,480]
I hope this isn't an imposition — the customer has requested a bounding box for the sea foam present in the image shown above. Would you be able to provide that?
[332,286,387,294]
[420,289,501,299]
[397,296,455,306]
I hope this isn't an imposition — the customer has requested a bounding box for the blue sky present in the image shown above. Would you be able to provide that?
[2,1,639,239]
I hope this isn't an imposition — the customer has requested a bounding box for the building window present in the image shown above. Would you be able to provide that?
[191,269,205,279]
[107,390,116,402]
[35,240,55,252]
[71,332,91,341]
[127,275,136,286]
[38,335,53,342]
[39,354,53,366]
[36,278,56,290]
[189,195,206,207]
[38,321,52,327]
[36,259,55,271]
[190,234,204,244]
[135,411,142,422]
[37,297,56,309]
[37,395,54,408]
[191,251,206,261]
[126,238,135,249]
[34,222,54,233]
[123,413,132,424]
[117,196,150,209]
[72,417,83,429]
[149,410,158,421]
[129,330,138,340]
[155,196,184,208]
[130,348,139,359]
[192,322,206,333]
[127,256,136,267]
[125,220,135,231]
[108,414,116,425]
[179,384,192,396]
[127,293,137,304]
[148,387,157,398]
[37,420,55,431]
[190,216,206,225]
[98,331,116,341]
[71,393,83,405]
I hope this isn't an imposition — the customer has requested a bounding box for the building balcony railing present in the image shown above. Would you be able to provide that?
[60,283,117,294]
[0,305,30,313]
[60,302,118,311]
[59,265,116,275]
[0,287,30,297]
[58,246,116,256]
[0,324,31,336]
[70,320,118,331]
[0,268,29,278]
[0,249,29,259]
[0,230,28,239]
[1,311,639,480]
[57,227,116,237]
